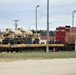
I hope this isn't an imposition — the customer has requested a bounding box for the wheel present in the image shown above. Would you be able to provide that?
[7,50,9,53]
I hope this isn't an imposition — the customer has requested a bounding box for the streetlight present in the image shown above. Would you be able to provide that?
[75,36,76,51]
[72,10,76,27]
[35,5,39,34]
[72,10,76,51]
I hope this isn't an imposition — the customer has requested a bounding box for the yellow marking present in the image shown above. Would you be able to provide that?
[0,44,11,48]
[0,44,64,48]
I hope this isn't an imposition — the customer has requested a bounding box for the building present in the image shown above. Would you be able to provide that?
[40,36,56,44]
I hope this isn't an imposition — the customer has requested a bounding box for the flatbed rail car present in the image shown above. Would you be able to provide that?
[0,44,65,52]
[0,44,11,52]
[26,44,65,52]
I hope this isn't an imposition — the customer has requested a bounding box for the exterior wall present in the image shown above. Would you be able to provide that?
[40,36,56,44]
[41,36,56,41]
[40,40,47,44]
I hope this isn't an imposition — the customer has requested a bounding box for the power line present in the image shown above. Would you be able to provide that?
[51,2,76,9]
[38,2,76,19]
[0,10,35,13]
[0,2,76,23]
[0,2,76,14]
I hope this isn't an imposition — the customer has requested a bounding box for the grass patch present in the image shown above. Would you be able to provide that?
[0,51,76,62]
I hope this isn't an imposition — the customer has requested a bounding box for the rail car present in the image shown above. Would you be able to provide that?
[0,37,65,52]
[56,26,75,51]
[0,26,75,53]
[0,43,65,52]
[0,28,65,52]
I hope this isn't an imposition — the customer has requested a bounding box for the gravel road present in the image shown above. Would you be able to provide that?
[0,58,76,75]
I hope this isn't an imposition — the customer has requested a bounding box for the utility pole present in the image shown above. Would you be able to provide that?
[75,35,76,51]
[72,10,76,27]
[13,20,19,30]
[46,0,49,52]
[35,5,39,34]
[72,11,74,27]
[28,27,30,30]
[72,10,76,51]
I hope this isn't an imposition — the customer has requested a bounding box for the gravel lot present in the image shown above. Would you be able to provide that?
[0,58,76,75]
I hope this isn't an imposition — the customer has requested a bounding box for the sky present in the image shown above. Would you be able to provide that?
[0,0,76,31]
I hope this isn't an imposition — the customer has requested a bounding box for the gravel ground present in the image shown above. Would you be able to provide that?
[0,58,76,75]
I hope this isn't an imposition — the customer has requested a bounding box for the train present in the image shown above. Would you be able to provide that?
[56,26,76,51]
[0,26,75,52]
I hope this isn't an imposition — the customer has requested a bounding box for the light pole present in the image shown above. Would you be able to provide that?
[46,0,49,52]
[72,10,76,27]
[75,37,76,51]
[35,5,39,34]
[72,10,76,51]
[13,20,19,30]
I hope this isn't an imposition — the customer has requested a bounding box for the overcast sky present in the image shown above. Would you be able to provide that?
[0,0,76,31]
